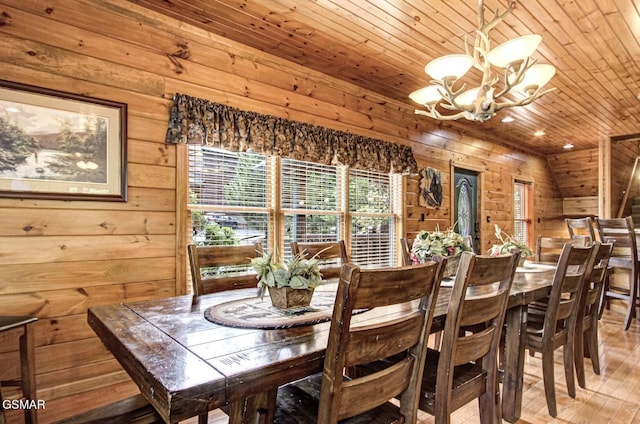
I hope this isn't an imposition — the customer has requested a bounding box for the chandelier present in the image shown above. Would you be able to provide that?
[409,0,556,122]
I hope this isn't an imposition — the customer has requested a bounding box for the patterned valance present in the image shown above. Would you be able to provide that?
[165,93,418,174]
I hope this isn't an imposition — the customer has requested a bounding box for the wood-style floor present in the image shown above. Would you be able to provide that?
[190,309,640,424]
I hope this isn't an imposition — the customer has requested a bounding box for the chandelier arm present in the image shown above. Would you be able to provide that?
[436,80,473,111]
[493,57,536,99]
[481,0,516,33]
[492,87,557,113]
[415,108,471,121]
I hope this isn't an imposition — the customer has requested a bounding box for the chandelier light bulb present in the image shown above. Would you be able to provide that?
[513,64,556,95]
[487,34,542,68]
[424,54,473,81]
[409,85,443,105]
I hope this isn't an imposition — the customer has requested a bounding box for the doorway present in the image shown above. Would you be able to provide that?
[454,168,479,252]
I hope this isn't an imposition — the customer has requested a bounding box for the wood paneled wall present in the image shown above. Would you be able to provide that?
[611,140,640,218]
[0,0,566,422]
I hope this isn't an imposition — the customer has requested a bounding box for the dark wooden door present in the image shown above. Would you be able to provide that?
[454,169,479,252]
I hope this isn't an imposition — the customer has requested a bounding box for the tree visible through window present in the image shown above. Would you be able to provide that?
[188,146,399,268]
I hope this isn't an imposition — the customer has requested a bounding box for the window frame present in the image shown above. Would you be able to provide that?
[513,179,534,247]
[184,146,401,274]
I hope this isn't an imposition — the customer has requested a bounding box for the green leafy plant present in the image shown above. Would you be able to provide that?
[251,250,323,297]
[488,224,533,257]
[411,226,472,264]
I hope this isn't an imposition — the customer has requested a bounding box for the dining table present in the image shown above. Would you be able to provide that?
[87,261,557,424]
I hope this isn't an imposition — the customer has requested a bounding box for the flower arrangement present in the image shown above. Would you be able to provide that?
[410,226,472,264]
[251,250,323,293]
[488,224,533,258]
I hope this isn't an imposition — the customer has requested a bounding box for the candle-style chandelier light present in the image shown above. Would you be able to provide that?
[409,0,556,122]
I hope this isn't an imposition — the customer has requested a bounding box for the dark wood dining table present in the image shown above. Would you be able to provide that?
[87,262,556,424]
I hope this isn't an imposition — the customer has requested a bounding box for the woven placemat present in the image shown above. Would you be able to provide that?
[204,290,338,329]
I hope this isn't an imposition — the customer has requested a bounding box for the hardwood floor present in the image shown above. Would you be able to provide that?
[189,309,640,424]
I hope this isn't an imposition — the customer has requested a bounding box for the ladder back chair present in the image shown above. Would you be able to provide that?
[524,242,596,417]
[418,250,521,424]
[595,217,640,330]
[574,242,613,389]
[188,243,264,301]
[0,316,38,424]
[400,237,414,266]
[566,217,597,244]
[536,236,586,263]
[274,260,446,424]
[290,240,349,280]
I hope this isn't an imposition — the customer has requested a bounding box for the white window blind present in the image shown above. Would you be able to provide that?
[349,168,395,267]
[281,158,340,258]
[513,181,531,245]
[187,147,399,270]
[189,146,270,249]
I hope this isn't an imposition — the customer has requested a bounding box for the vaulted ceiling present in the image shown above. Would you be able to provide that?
[130,0,640,155]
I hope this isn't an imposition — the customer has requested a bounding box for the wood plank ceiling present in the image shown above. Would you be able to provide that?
[130,0,640,155]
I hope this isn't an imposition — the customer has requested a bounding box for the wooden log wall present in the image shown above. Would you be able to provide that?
[0,0,566,422]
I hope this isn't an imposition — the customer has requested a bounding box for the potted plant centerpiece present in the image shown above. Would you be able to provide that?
[410,226,472,276]
[488,224,533,265]
[251,250,323,309]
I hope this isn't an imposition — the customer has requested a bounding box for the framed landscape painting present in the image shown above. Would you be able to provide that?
[0,80,127,201]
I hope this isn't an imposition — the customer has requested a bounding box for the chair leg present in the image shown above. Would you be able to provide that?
[478,372,499,424]
[563,341,576,399]
[598,271,610,318]
[587,323,600,375]
[541,350,558,417]
[574,325,586,389]
[198,413,208,424]
[622,270,638,330]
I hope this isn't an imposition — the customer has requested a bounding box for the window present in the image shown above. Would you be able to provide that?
[513,181,532,245]
[188,146,399,268]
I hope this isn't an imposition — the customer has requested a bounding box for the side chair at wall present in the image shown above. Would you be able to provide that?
[566,217,597,244]
[400,237,414,266]
[574,242,613,389]
[274,260,446,423]
[418,250,521,424]
[188,243,263,302]
[290,240,349,280]
[524,242,596,417]
[536,236,586,263]
[595,217,640,330]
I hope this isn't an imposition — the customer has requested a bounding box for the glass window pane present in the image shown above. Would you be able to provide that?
[281,159,337,211]
[190,146,267,208]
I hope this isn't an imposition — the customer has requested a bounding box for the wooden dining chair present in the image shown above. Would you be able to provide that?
[400,237,414,265]
[536,236,585,263]
[574,242,613,389]
[524,242,596,417]
[188,243,264,302]
[0,316,38,424]
[417,250,520,424]
[274,260,446,423]
[566,217,597,244]
[594,217,640,330]
[188,243,264,423]
[290,240,349,279]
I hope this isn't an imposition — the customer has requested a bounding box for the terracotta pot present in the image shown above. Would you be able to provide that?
[268,286,314,309]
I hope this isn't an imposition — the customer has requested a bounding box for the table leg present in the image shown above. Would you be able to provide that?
[227,389,277,424]
[502,304,527,423]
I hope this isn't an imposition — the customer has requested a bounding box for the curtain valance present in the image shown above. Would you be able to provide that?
[165,93,418,174]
